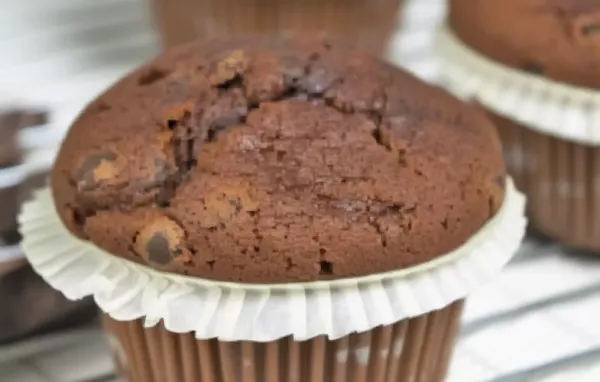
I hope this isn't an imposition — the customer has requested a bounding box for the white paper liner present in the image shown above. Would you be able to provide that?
[19,180,526,342]
[436,26,600,145]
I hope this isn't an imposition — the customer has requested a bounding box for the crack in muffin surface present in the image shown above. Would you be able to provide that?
[52,36,506,282]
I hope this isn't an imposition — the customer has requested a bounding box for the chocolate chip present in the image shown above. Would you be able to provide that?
[521,62,544,76]
[134,217,191,267]
[319,260,333,275]
[146,232,173,265]
[76,152,117,190]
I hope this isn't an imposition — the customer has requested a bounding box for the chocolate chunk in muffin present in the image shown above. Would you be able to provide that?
[134,216,191,267]
[76,152,120,191]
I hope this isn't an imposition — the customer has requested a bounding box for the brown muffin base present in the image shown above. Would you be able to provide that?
[152,0,403,54]
[102,300,463,382]
[489,111,600,251]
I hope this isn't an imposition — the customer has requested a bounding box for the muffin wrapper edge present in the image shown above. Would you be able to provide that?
[18,179,526,342]
[435,26,600,145]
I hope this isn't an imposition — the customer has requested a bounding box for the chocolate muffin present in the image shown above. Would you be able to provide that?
[52,36,505,283]
[449,0,600,89]
[444,0,600,250]
[27,36,529,382]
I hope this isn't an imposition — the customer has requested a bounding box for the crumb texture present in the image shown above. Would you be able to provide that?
[52,36,505,283]
[450,0,600,88]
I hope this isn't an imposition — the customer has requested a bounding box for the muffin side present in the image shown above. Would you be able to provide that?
[51,37,505,283]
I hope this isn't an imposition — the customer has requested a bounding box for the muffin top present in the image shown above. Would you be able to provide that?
[52,36,505,283]
[450,0,600,89]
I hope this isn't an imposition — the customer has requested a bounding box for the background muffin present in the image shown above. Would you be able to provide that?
[449,0,600,88]
[152,0,404,55]
[439,0,600,250]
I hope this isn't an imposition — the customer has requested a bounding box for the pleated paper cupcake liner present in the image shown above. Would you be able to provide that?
[19,179,525,342]
[436,26,600,145]
[489,112,600,251]
[102,300,464,382]
[152,0,403,55]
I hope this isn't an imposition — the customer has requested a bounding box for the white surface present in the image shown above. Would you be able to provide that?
[447,241,600,381]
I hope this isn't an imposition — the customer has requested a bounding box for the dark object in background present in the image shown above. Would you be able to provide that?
[0,183,21,242]
[0,112,24,167]
[0,249,96,344]
[0,109,47,167]
[0,109,91,344]
[0,109,48,239]
[444,1,600,251]
[152,0,403,55]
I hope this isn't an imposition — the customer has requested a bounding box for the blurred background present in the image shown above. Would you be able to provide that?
[1,0,600,381]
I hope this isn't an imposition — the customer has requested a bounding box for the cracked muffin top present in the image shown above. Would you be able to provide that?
[52,36,505,283]
[450,0,600,89]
